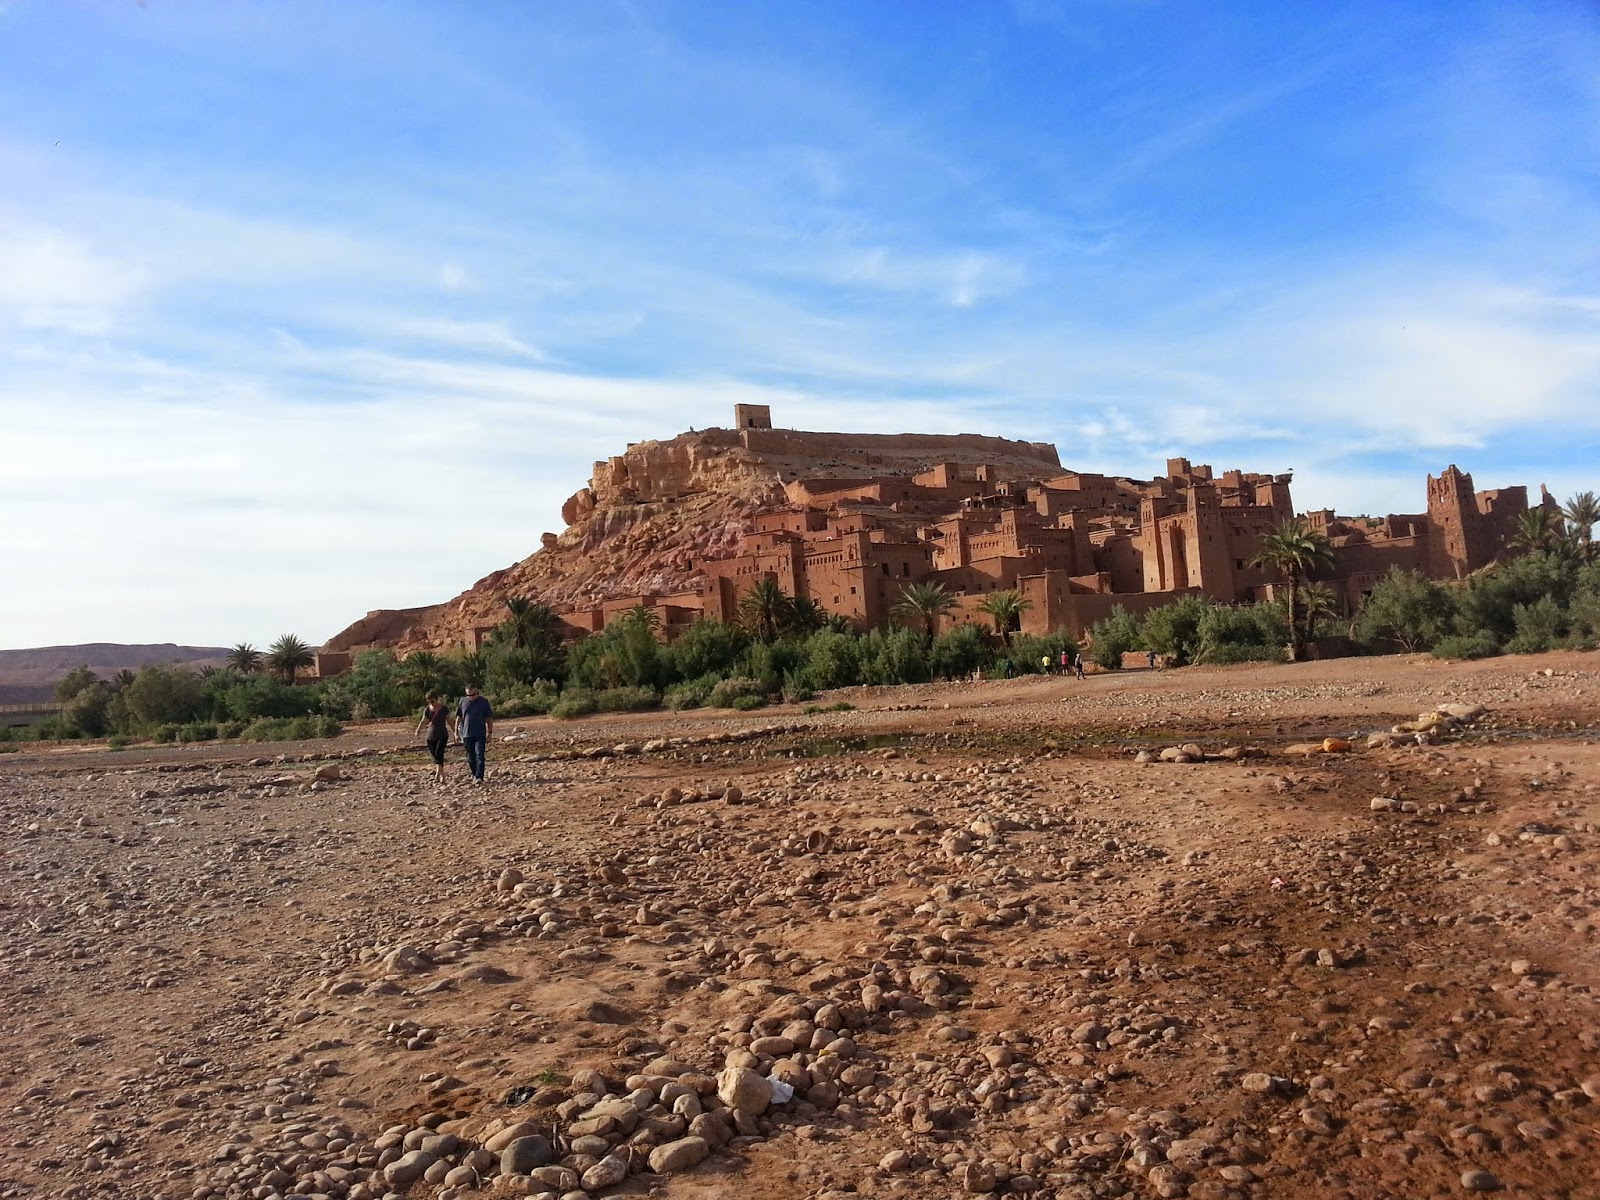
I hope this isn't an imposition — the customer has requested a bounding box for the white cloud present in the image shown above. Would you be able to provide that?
[0,227,148,332]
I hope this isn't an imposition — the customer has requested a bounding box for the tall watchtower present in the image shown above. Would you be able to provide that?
[733,404,772,430]
[1426,465,1485,580]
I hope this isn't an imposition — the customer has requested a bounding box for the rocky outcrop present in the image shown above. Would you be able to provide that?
[326,424,1066,653]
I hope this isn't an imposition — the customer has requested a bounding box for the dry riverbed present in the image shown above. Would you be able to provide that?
[2,651,1599,1200]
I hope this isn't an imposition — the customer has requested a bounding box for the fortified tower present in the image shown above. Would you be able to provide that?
[1426,465,1488,580]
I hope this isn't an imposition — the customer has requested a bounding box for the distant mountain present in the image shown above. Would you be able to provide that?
[0,644,233,694]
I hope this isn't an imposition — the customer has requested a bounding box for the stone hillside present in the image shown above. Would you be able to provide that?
[327,424,1063,653]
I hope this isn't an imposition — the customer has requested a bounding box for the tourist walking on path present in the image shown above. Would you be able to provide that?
[1074,652,1086,680]
[1041,654,1052,676]
[456,684,495,784]
[414,692,453,784]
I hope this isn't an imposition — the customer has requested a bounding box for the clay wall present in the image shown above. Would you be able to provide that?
[741,426,1060,468]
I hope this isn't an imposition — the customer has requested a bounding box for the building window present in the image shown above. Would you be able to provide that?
[849,586,857,595]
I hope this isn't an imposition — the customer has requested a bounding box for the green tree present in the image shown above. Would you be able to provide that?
[110,668,137,691]
[60,691,112,739]
[1300,582,1341,641]
[118,664,206,731]
[1354,566,1458,652]
[975,590,1032,645]
[54,665,101,703]
[891,582,957,646]
[1249,519,1334,660]
[493,597,567,683]
[1137,595,1210,666]
[266,634,315,684]
[227,643,264,674]
[739,578,794,643]
[929,623,988,678]
[456,648,490,687]
[1085,606,1142,669]
[664,619,748,680]
[1562,491,1599,561]
[786,596,831,635]
[398,650,452,696]
[1507,506,1564,556]
[1457,551,1580,644]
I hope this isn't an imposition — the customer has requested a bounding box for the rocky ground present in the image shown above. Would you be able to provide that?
[3,651,1599,1200]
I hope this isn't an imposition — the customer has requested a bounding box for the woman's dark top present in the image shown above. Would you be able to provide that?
[423,703,450,740]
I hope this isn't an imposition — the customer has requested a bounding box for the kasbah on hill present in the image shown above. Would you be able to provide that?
[314,405,1557,672]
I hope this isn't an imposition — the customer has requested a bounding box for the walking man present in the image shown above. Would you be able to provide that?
[456,684,495,784]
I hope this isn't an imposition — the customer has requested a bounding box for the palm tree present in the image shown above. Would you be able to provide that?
[892,581,958,646]
[227,643,263,674]
[399,650,449,694]
[1507,506,1563,556]
[1562,491,1599,560]
[975,589,1032,645]
[739,578,793,642]
[619,603,662,634]
[111,668,137,691]
[503,597,563,649]
[456,648,490,687]
[786,595,831,634]
[1299,582,1340,642]
[1249,519,1334,660]
[266,634,315,684]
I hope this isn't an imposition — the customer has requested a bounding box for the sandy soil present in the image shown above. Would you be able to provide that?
[2,650,1598,1200]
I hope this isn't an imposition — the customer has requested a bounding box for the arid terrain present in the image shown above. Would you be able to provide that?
[3,651,1598,1200]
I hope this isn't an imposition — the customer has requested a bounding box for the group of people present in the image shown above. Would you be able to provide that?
[1043,649,1087,679]
[414,685,495,784]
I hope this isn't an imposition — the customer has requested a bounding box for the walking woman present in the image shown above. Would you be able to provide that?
[415,691,452,784]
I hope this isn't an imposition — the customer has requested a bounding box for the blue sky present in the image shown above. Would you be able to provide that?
[2,0,1597,649]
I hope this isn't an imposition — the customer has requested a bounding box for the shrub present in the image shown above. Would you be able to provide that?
[1354,566,1458,651]
[1457,551,1579,643]
[1201,643,1287,665]
[707,677,768,708]
[1195,603,1287,664]
[153,723,181,743]
[120,665,207,731]
[496,682,560,718]
[1505,595,1566,654]
[549,690,600,720]
[665,619,749,681]
[729,693,767,711]
[780,678,819,704]
[798,630,862,691]
[1431,633,1502,660]
[241,715,342,741]
[1138,596,1211,667]
[801,701,855,714]
[106,734,129,750]
[1086,607,1142,669]
[220,676,321,721]
[1004,630,1076,676]
[595,686,660,712]
[217,720,247,739]
[178,722,218,742]
[664,676,717,710]
[929,624,988,680]
[856,627,929,686]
